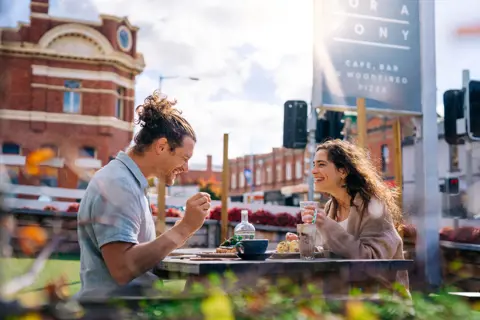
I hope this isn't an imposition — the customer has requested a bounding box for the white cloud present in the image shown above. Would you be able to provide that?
[12,0,480,167]
[79,0,313,166]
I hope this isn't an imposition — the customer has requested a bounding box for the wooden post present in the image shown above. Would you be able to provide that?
[155,177,166,235]
[356,97,367,149]
[221,133,229,242]
[393,118,403,210]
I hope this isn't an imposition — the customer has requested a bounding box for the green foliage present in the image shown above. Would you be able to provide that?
[129,276,479,320]
[220,235,242,247]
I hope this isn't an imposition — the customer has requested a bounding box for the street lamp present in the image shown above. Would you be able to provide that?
[156,74,200,234]
[158,75,200,92]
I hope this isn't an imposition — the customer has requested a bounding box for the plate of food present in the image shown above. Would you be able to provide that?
[196,235,242,258]
[270,232,327,259]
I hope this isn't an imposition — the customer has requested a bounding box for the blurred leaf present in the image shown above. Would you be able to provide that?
[25,148,55,176]
[201,288,234,320]
[17,225,48,255]
[208,273,222,287]
[449,260,463,272]
[19,313,42,320]
[349,287,363,297]
[346,300,378,320]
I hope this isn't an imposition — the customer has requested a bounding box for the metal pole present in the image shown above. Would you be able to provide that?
[356,98,367,149]
[155,75,166,235]
[415,0,442,290]
[307,103,317,201]
[393,119,403,210]
[463,69,474,218]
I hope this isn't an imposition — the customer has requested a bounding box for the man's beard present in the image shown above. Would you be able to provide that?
[165,172,176,186]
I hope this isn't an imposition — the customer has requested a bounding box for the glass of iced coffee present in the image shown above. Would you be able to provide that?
[297,223,316,260]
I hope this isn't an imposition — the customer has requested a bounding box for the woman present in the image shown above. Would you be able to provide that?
[296,139,409,293]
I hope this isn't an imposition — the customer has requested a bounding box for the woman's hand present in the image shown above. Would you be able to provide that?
[301,205,326,225]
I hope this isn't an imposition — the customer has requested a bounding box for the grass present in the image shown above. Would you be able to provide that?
[1,255,186,307]
[1,254,81,306]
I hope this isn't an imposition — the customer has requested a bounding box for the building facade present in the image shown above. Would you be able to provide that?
[175,155,222,185]
[0,0,144,189]
[229,148,307,205]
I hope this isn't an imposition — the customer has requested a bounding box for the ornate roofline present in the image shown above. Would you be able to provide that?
[0,42,145,74]
[0,12,139,32]
[38,23,115,54]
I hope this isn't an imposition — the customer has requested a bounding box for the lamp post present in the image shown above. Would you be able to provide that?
[156,74,200,235]
[158,75,200,92]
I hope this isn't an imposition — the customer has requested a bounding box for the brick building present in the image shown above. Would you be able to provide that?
[0,0,144,189]
[176,155,222,185]
[229,148,307,205]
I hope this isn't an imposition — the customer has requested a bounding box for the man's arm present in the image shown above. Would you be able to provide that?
[90,182,210,286]
[101,222,193,285]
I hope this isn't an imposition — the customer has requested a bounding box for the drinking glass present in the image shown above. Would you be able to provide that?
[297,223,316,260]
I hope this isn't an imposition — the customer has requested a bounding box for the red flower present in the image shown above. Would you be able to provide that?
[66,203,80,213]
[150,204,158,216]
[228,207,251,222]
[208,206,222,220]
[274,212,297,227]
[166,208,182,218]
[251,209,274,225]
[43,205,58,212]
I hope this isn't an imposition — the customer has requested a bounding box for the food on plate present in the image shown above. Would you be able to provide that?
[275,234,300,253]
[216,235,241,253]
[220,235,241,247]
[286,232,299,242]
[276,241,290,253]
[288,239,299,252]
[215,247,237,254]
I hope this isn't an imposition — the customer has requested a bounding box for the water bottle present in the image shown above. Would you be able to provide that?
[234,210,255,240]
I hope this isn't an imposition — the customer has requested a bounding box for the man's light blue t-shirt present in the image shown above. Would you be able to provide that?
[75,151,156,299]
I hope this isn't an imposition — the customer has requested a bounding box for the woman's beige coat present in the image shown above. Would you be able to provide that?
[317,194,409,292]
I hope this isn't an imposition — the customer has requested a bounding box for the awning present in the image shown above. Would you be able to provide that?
[281,183,308,196]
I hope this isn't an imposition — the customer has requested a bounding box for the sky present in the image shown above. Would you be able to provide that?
[1,0,480,166]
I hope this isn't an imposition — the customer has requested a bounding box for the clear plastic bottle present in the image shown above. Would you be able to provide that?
[234,210,255,240]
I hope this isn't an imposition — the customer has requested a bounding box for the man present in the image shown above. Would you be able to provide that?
[76,91,210,299]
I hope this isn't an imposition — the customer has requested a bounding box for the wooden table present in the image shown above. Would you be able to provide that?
[154,254,414,295]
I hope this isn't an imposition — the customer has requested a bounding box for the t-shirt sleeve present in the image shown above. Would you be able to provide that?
[89,179,142,248]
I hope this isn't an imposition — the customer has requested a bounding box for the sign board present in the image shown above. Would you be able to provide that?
[313,0,421,114]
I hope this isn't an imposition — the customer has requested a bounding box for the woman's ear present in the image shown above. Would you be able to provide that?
[339,167,349,179]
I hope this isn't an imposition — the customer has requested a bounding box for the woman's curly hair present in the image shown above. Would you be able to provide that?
[317,139,402,225]
[133,90,196,154]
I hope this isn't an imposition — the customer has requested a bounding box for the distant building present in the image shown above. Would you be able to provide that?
[229,148,306,206]
[0,0,145,190]
[175,155,222,185]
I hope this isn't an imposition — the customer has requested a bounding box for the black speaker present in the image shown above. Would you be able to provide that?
[283,100,308,149]
[443,89,464,145]
[468,80,480,140]
[316,111,344,143]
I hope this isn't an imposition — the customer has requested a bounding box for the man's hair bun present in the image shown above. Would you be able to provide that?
[135,90,180,129]
[132,90,196,154]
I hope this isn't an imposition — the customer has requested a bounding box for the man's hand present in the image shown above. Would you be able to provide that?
[179,192,211,234]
